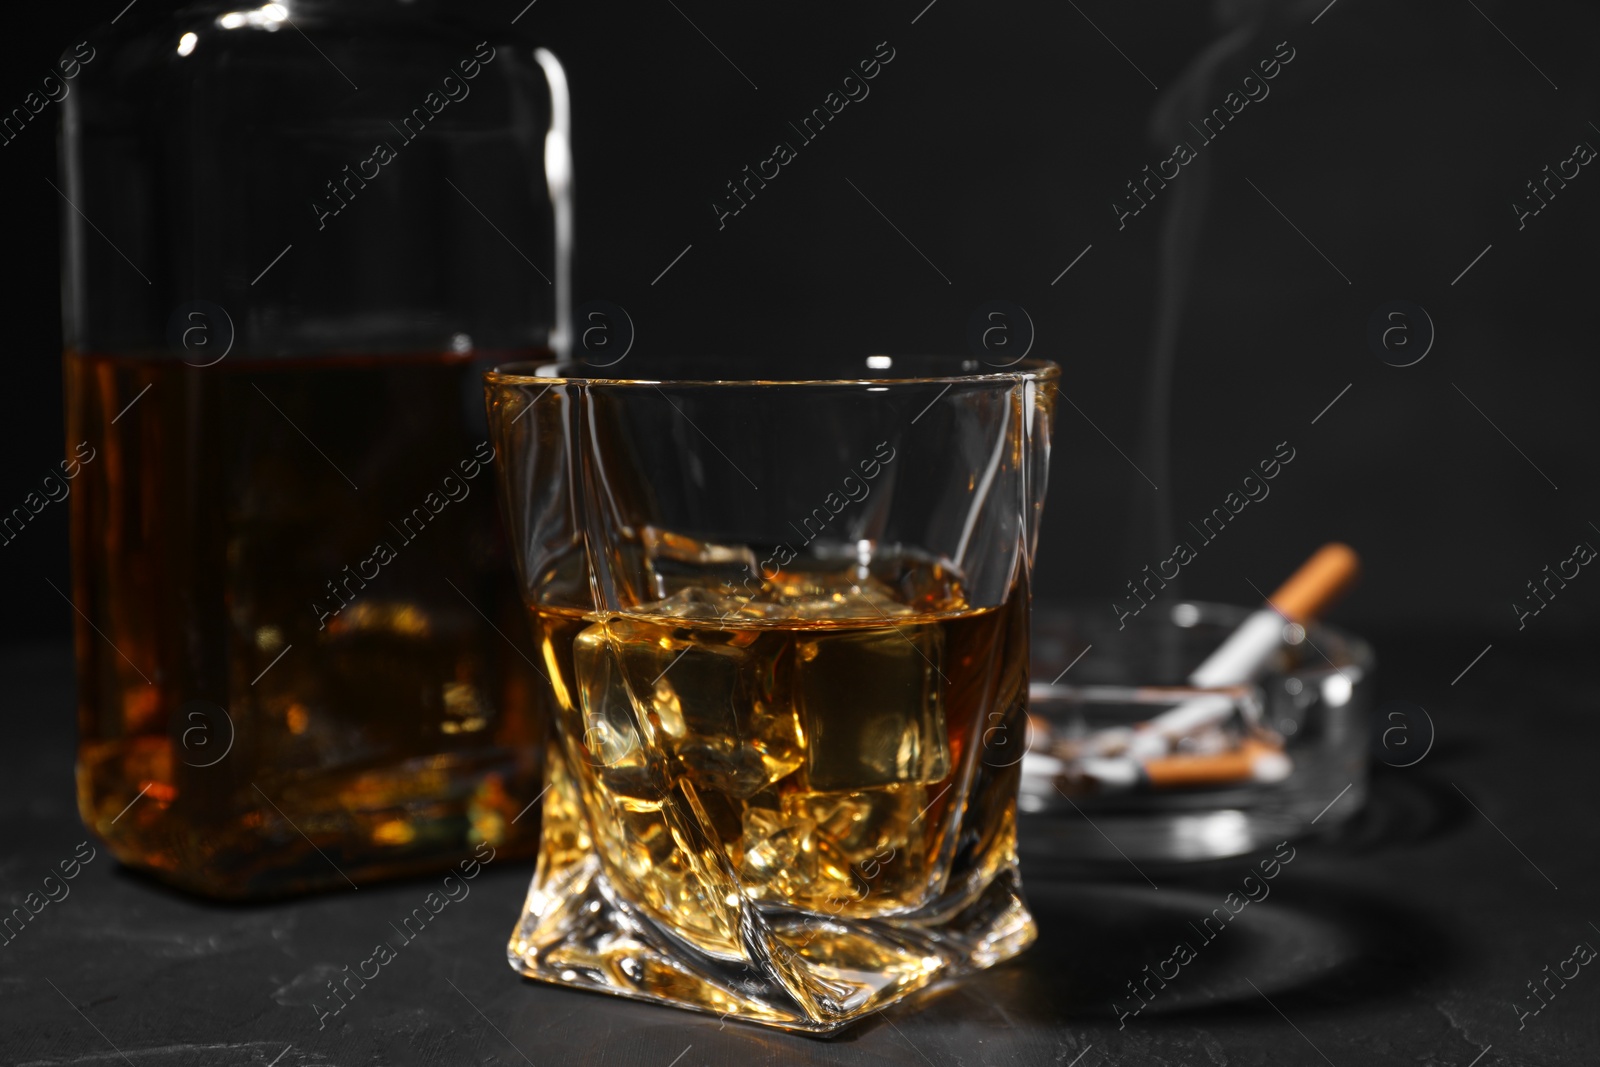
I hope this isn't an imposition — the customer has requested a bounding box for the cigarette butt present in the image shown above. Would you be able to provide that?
[1027,714,1053,751]
[1266,542,1360,624]
[1054,739,1293,796]
[1142,739,1291,790]
[1039,544,1356,787]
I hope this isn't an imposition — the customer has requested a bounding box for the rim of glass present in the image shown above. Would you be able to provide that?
[485,355,1060,387]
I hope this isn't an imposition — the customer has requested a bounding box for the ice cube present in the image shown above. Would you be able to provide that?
[760,570,912,620]
[738,802,814,901]
[646,560,918,624]
[581,780,746,958]
[592,615,803,798]
[786,785,931,909]
[737,795,859,909]
[571,621,673,801]
[737,785,935,912]
[641,526,761,601]
[651,585,776,624]
[794,624,950,790]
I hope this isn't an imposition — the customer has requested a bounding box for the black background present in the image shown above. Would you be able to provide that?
[5,3,1600,1064]
[5,0,1598,654]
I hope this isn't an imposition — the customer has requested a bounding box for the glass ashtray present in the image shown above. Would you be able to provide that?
[1017,601,1373,869]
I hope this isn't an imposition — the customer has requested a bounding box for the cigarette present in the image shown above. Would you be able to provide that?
[1188,542,1360,687]
[1127,543,1360,758]
[1060,740,1292,795]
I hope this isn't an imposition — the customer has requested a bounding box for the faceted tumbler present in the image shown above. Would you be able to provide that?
[486,354,1058,1032]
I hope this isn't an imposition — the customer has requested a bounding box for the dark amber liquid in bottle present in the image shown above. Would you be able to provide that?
[66,350,545,897]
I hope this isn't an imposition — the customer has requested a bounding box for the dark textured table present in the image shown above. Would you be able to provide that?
[6,632,1596,1066]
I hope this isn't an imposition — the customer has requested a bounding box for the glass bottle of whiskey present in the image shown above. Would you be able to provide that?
[60,0,571,896]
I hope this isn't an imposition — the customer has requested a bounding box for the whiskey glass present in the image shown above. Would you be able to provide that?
[486,354,1058,1032]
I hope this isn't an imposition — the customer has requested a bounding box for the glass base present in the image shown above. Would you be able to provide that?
[506,758,1036,1034]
